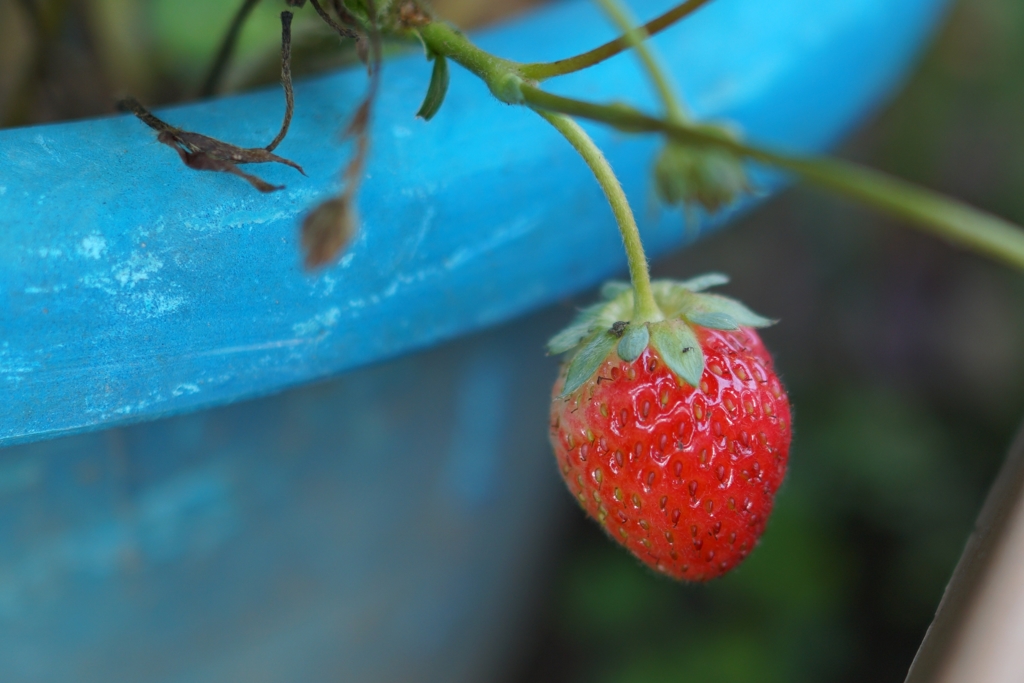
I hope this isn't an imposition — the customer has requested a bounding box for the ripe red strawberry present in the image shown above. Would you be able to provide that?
[549,274,791,581]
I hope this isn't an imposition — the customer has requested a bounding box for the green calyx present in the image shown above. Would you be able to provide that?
[550,273,775,397]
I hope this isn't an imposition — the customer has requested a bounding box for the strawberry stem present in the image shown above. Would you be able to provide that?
[414,21,663,321]
[536,110,662,323]
[518,0,712,81]
[595,0,689,124]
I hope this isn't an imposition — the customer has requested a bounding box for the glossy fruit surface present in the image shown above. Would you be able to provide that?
[550,326,790,581]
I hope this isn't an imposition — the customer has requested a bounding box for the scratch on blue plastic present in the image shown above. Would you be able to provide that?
[0,0,950,447]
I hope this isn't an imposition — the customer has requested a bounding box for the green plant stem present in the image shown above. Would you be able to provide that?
[538,111,662,322]
[596,0,687,122]
[417,20,661,317]
[415,22,524,103]
[520,86,1024,271]
[417,17,1024,273]
[519,0,712,81]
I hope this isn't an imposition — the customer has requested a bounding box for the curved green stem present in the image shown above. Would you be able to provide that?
[415,21,525,103]
[537,111,662,322]
[519,0,713,81]
[595,0,688,122]
[521,86,1024,271]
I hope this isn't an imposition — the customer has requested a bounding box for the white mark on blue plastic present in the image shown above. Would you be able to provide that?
[0,185,6,196]
[112,251,162,288]
[172,383,201,397]
[292,307,341,337]
[400,183,439,198]
[114,399,151,415]
[405,206,435,260]
[77,233,107,260]
[392,125,413,138]
[153,294,184,315]
[78,273,117,296]
[333,208,444,309]
[36,247,63,259]
[444,215,537,270]
[225,207,304,231]
[34,134,61,162]
[24,284,67,295]
[194,338,309,358]
[1,343,38,386]
[118,291,184,318]
[319,273,337,296]
[352,262,447,311]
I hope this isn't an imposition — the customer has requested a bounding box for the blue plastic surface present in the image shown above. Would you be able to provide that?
[1,0,949,447]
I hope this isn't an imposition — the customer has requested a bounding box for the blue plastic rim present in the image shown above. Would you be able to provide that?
[1,0,950,447]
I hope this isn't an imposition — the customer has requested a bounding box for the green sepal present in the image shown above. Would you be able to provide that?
[560,330,618,397]
[416,52,449,121]
[685,311,738,330]
[692,292,775,328]
[546,301,608,355]
[547,286,634,355]
[676,272,729,292]
[616,323,649,362]
[649,320,704,388]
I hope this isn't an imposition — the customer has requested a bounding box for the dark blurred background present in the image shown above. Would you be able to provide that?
[3,1,1024,682]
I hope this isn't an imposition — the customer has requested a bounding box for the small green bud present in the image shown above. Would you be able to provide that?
[654,126,749,213]
[490,72,525,105]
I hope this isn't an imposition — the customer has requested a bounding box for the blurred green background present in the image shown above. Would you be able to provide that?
[3,1,1024,681]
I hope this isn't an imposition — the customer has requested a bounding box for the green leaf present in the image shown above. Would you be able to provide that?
[677,272,729,292]
[547,301,608,354]
[560,331,618,397]
[686,311,738,330]
[649,320,704,388]
[547,287,636,355]
[693,293,775,328]
[416,53,450,121]
[616,323,649,362]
